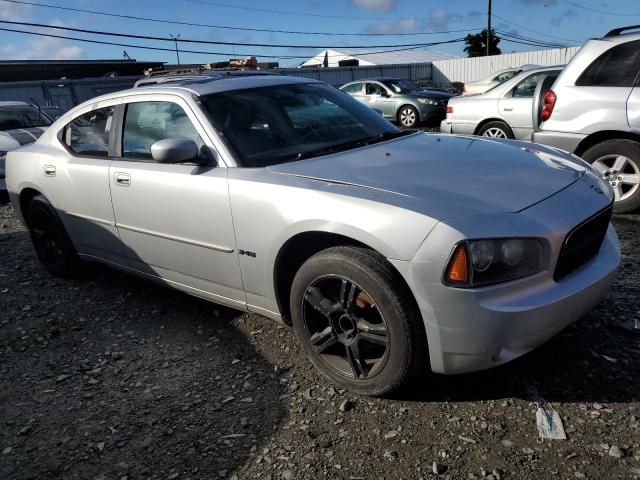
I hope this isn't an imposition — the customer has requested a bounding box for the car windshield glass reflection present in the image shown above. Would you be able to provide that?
[199,83,401,167]
[381,79,421,94]
[0,105,52,130]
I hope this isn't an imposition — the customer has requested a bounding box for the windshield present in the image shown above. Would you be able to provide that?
[381,79,421,94]
[199,83,401,167]
[0,105,52,130]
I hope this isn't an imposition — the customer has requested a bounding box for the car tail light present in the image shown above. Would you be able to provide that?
[541,89,557,122]
[445,244,469,285]
[446,106,454,114]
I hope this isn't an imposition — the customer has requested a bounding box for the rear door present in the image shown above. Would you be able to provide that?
[498,71,558,139]
[108,94,245,309]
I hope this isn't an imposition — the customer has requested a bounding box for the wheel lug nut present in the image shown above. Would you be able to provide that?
[618,176,622,180]
[612,182,617,186]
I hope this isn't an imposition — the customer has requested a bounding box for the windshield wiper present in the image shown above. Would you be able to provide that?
[294,130,416,161]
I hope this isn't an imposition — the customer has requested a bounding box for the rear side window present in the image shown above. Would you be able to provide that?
[341,83,362,94]
[122,101,202,160]
[63,106,114,156]
[576,40,640,87]
[512,72,558,98]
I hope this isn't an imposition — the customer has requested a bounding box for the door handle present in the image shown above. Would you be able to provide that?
[503,107,514,111]
[43,165,56,177]
[114,172,130,187]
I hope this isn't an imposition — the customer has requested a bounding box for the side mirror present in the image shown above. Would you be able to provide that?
[151,137,199,164]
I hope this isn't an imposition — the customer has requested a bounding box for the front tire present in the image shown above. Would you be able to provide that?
[398,105,419,128]
[477,120,514,139]
[581,139,640,214]
[290,246,428,397]
[27,195,80,277]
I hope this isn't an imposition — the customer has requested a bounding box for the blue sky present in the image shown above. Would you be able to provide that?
[0,0,638,67]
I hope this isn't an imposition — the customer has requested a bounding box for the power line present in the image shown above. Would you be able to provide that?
[0,19,474,49]
[184,0,408,21]
[492,13,580,43]
[494,29,568,48]
[0,0,483,37]
[559,0,640,16]
[0,25,466,60]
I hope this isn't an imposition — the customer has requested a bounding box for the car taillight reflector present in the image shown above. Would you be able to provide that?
[445,244,469,284]
[446,106,454,114]
[541,89,557,122]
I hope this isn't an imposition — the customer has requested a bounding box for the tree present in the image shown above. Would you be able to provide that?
[464,28,501,57]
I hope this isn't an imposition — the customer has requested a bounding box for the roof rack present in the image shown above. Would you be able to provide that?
[605,25,640,37]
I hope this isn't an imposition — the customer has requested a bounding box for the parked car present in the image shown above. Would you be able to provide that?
[339,77,451,128]
[462,65,539,95]
[441,66,563,140]
[6,75,619,396]
[0,101,52,199]
[532,26,640,214]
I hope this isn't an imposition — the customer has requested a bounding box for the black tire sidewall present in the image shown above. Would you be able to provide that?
[582,140,640,214]
[290,248,417,396]
[28,195,79,277]
[478,121,514,139]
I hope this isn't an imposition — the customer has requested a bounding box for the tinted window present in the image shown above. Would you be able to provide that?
[577,40,640,87]
[512,72,557,98]
[122,101,202,160]
[0,105,52,130]
[341,83,362,94]
[365,83,384,95]
[64,106,114,157]
[200,83,399,168]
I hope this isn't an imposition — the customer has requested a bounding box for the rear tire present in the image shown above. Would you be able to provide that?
[290,246,428,397]
[27,195,81,277]
[477,120,514,139]
[581,139,640,214]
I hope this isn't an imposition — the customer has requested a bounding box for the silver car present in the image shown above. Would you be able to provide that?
[340,77,451,128]
[441,66,563,140]
[532,26,640,214]
[6,75,620,396]
[461,65,539,95]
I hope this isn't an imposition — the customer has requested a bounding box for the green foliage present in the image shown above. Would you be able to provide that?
[464,28,502,57]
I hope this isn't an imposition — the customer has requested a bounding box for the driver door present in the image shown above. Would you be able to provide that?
[364,82,395,119]
[108,95,245,309]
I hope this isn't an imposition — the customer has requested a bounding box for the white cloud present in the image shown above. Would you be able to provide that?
[429,8,450,32]
[0,20,85,60]
[0,2,31,21]
[351,0,399,12]
[366,17,418,34]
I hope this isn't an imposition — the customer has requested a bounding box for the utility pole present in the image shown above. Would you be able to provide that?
[170,34,181,65]
[487,0,492,57]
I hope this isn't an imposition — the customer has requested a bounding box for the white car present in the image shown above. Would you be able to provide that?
[0,101,52,196]
[441,66,563,140]
[462,65,539,95]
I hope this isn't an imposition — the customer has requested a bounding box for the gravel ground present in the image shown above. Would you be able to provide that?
[0,203,639,480]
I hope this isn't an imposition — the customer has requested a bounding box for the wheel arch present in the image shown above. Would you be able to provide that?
[272,231,422,328]
[574,130,640,157]
[18,187,44,224]
[473,117,510,136]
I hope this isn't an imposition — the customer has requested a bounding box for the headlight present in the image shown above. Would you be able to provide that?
[417,98,438,105]
[443,238,543,287]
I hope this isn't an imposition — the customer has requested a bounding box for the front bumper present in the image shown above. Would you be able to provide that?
[417,104,447,123]
[531,130,586,154]
[392,174,620,374]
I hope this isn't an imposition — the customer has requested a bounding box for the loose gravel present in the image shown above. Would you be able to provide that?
[1,203,639,480]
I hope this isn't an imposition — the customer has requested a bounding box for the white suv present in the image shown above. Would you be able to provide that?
[532,26,640,213]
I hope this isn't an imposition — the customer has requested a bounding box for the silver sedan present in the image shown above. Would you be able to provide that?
[441,66,563,140]
[6,75,619,396]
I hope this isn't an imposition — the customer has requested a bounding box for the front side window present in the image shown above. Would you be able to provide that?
[365,83,384,95]
[122,101,202,160]
[512,72,558,98]
[577,40,640,87]
[0,105,52,130]
[63,106,114,157]
[200,83,400,167]
[494,71,518,84]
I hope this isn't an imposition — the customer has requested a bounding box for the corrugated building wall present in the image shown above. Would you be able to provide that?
[276,63,433,86]
[431,47,580,83]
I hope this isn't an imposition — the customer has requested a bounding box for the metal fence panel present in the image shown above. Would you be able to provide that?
[431,47,581,84]
[275,63,432,86]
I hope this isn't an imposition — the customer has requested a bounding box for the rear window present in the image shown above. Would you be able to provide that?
[576,39,640,87]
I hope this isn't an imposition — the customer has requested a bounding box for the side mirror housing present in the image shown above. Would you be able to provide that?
[151,137,199,164]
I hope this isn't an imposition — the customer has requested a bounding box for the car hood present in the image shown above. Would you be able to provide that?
[0,127,46,151]
[268,133,586,220]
